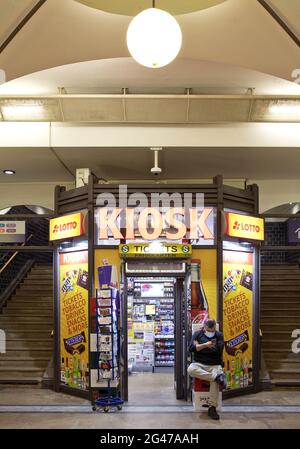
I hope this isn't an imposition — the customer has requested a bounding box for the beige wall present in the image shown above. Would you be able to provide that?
[250,180,300,213]
[0,182,75,211]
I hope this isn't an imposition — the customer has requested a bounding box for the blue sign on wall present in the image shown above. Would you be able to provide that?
[287,218,300,243]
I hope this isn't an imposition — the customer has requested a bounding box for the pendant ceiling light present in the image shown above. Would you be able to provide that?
[126,1,182,69]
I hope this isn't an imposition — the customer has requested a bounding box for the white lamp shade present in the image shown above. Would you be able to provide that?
[127,8,182,69]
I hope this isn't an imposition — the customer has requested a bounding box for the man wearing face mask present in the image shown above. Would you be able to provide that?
[188,318,225,420]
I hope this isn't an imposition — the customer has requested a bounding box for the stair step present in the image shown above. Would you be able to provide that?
[5,349,52,357]
[262,281,300,285]
[0,316,53,322]
[15,291,52,297]
[0,358,50,368]
[270,368,300,379]
[260,316,300,323]
[0,378,40,385]
[270,378,300,387]
[266,360,300,370]
[11,295,53,300]
[261,287,300,291]
[6,301,52,306]
[261,321,300,325]
[17,286,53,291]
[26,274,53,280]
[261,309,300,315]
[261,292,300,298]
[262,340,294,349]
[3,309,53,316]
[6,339,53,349]
[260,303,300,309]
[6,331,53,339]
[0,324,53,331]
[23,280,53,286]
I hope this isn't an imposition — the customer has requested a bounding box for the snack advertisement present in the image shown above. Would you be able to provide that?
[59,250,89,390]
[223,250,254,390]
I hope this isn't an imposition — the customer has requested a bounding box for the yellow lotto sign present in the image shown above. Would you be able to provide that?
[119,243,192,258]
[226,213,264,241]
[49,213,85,241]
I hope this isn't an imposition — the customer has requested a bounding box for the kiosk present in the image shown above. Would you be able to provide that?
[51,175,264,403]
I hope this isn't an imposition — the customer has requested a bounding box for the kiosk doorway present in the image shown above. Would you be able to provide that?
[120,259,191,403]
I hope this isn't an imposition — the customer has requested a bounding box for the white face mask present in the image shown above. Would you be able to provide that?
[205,331,215,338]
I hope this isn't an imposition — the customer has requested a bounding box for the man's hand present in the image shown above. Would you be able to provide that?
[194,340,215,351]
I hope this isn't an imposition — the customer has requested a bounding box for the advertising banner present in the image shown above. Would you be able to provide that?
[223,250,254,390]
[225,212,264,241]
[50,213,85,241]
[0,221,25,243]
[59,250,89,390]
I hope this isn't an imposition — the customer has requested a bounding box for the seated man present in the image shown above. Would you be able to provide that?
[188,318,225,420]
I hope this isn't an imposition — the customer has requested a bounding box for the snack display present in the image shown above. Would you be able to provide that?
[96,288,119,383]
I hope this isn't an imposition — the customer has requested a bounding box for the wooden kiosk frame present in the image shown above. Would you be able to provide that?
[52,174,261,401]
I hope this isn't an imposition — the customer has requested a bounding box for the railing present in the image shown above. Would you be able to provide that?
[0,235,35,311]
[0,234,33,275]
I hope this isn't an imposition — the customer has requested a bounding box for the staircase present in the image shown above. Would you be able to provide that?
[261,264,300,388]
[0,264,53,385]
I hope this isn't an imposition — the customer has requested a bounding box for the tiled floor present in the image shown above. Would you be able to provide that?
[0,372,300,428]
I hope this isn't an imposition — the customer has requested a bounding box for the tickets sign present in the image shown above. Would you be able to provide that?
[50,213,85,241]
[225,213,264,241]
[119,243,192,258]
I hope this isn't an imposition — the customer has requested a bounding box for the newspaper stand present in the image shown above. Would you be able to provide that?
[92,288,124,412]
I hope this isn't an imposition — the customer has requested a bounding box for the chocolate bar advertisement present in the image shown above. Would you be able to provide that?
[59,250,89,390]
[222,251,253,391]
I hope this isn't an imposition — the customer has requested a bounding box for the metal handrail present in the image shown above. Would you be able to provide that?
[0,234,33,274]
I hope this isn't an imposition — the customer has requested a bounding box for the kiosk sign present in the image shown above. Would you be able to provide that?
[119,242,192,258]
[50,213,85,241]
[225,213,264,241]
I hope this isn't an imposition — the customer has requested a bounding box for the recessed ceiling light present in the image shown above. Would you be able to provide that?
[3,169,16,175]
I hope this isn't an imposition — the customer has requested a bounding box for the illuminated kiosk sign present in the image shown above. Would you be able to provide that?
[119,243,192,258]
[97,207,215,241]
[50,213,85,241]
[225,213,264,241]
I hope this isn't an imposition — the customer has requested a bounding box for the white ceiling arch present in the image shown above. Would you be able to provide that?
[0,0,299,85]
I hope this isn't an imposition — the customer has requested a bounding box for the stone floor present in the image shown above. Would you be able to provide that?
[0,372,300,428]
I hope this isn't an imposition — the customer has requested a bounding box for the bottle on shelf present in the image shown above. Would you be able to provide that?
[61,357,65,384]
[64,357,70,385]
[248,359,253,384]
[225,360,231,389]
[234,357,240,388]
[69,356,74,387]
[239,357,244,388]
[243,358,249,387]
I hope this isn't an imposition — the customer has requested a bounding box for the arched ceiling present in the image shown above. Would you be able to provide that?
[74,0,228,15]
[0,57,299,96]
[0,0,299,86]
